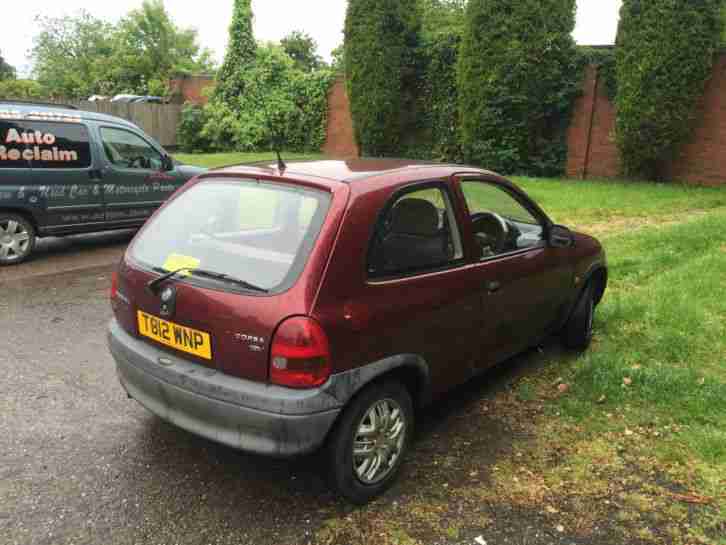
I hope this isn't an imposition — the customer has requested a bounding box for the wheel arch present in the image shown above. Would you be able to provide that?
[325,354,432,411]
[0,207,41,235]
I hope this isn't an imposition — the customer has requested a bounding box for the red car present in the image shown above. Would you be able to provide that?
[108,159,607,503]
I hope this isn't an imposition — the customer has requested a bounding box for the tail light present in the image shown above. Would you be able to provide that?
[110,271,119,302]
[270,316,331,389]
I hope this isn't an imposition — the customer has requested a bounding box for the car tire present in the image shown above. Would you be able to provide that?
[0,213,36,266]
[325,380,414,505]
[562,282,595,351]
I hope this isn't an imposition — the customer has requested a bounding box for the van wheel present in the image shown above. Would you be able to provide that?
[326,380,413,504]
[562,282,595,351]
[0,213,36,265]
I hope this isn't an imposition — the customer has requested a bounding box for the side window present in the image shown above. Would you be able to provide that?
[368,184,464,279]
[100,127,163,170]
[1,120,91,169]
[460,181,544,259]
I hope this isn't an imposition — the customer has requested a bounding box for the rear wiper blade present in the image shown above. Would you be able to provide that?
[147,267,267,294]
[187,269,268,293]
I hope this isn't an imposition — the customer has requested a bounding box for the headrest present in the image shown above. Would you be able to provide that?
[390,198,440,236]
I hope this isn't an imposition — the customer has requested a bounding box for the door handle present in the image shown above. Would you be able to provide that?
[487,281,501,294]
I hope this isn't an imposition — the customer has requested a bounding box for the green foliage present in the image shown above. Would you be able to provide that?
[281,31,323,72]
[344,0,421,156]
[615,0,722,180]
[215,0,256,103]
[458,0,580,176]
[31,5,213,99]
[419,0,466,39]
[112,0,215,96]
[406,32,462,162]
[0,49,16,81]
[177,103,213,152]
[31,11,117,98]
[330,45,344,73]
[197,45,334,153]
[0,79,47,99]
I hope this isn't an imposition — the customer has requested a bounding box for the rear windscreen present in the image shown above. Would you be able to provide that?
[130,179,331,293]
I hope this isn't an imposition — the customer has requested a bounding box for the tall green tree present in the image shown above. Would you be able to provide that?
[216,0,257,102]
[344,0,421,155]
[458,0,579,175]
[616,0,722,179]
[31,11,117,98]
[281,31,323,72]
[31,4,213,99]
[0,49,16,81]
[112,0,215,96]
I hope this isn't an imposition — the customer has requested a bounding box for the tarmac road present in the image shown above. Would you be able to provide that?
[0,238,592,545]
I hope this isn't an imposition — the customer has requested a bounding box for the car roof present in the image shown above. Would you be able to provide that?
[210,158,499,185]
[0,101,140,131]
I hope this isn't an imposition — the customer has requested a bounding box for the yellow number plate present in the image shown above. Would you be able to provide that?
[137,311,212,360]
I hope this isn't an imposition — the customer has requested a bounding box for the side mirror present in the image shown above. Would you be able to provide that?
[161,154,175,172]
[548,224,574,248]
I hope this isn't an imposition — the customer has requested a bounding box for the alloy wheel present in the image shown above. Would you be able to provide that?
[0,218,32,262]
[352,398,407,485]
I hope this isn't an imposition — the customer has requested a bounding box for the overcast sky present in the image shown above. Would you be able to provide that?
[2,0,622,78]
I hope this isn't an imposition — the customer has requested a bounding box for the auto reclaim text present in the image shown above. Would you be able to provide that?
[0,128,78,164]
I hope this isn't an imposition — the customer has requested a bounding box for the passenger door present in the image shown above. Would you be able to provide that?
[20,119,103,232]
[97,126,179,225]
[361,182,482,394]
[453,176,573,368]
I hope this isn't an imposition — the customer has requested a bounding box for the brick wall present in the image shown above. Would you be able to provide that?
[323,77,359,158]
[168,74,215,105]
[567,54,726,186]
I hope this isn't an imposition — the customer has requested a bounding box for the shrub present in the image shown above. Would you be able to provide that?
[200,45,334,153]
[177,103,212,153]
[457,0,580,176]
[615,0,722,180]
[344,0,420,156]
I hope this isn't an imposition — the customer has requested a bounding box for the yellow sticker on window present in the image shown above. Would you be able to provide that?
[162,253,200,275]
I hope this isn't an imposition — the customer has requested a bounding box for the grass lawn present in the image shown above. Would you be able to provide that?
[175,152,726,544]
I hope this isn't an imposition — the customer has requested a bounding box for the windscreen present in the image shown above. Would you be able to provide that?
[131,179,331,293]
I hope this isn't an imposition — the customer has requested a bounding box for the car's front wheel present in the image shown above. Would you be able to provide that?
[562,282,595,350]
[0,213,36,266]
[326,380,413,504]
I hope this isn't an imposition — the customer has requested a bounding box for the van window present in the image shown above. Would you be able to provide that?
[2,120,92,169]
[100,127,163,170]
[131,179,332,293]
[1,120,91,169]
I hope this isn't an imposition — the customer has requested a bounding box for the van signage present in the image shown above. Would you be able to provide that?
[0,128,79,164]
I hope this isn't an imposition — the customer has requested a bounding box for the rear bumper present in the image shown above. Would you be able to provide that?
[107,319,341,457]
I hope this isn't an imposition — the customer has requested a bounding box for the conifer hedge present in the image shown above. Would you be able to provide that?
[215,0,257,103]
[343,0,420,156]
[457,0,580,175]
[616,0,721,179]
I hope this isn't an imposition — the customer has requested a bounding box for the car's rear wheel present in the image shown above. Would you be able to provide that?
[562,282,595,350]
[326,380,413,504]
[0,213,36,266]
